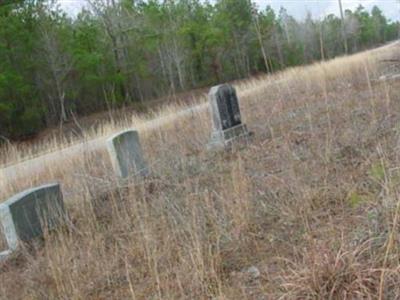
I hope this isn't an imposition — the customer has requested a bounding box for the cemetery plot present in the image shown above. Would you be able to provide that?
[208,84,250,149]
[107,130,149,179]
[0,183,66,260]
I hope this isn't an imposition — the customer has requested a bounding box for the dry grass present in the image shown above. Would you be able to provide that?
[1,42,400,299]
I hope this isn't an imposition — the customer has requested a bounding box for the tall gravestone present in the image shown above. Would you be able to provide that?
[207,84,250,149]
[0,183,66,260]
[107,130,149,179]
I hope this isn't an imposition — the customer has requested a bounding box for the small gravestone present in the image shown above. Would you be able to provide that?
[107,130,149,179]
[0,183,66,260]
[207,84,250,149]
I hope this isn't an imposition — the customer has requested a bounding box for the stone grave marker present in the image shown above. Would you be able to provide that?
[107,130,149,179]
[207,84,250,149]
[0,183,66,260]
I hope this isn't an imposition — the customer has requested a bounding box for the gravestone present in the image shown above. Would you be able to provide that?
[107,130,149,179]
[0,183,66,260]
[207,84,250,149]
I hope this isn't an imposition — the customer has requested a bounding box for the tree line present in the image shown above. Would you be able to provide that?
[0,0,399,140]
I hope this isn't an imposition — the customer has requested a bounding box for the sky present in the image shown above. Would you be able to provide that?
[256,0,400,21]
[58,0,400,21]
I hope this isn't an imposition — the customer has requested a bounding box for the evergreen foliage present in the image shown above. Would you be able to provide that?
[0,0,398,139]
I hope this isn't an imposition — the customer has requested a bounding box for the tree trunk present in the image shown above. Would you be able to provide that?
[274,28,285,68]
[253,15,270,73]
[338,0,348,54]
[319,23,325,61]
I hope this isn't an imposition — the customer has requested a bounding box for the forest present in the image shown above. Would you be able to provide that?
[0,0,399,140]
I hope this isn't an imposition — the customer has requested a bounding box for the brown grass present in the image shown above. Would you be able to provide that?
[1,42,400,299]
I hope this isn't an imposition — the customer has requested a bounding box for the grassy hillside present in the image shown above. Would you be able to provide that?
[1,42,400,299]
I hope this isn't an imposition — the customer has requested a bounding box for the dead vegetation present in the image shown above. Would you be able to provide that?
[1,42,400,299]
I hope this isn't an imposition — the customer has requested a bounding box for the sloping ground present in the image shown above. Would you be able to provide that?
[1,42,400,299]
[0,86,211,168]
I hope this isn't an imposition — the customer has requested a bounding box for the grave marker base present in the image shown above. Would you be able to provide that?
[0,249,12,262]
[207,124,251,150]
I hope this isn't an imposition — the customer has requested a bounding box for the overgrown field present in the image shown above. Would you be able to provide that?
[1,42,400,299]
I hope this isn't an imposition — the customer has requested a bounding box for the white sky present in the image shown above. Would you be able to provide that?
[58,0,400,21]
[255,0,400,21]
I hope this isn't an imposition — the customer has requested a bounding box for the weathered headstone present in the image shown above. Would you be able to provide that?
[0,183,66,260]
[107,130,149,179]
[207,84,250,149]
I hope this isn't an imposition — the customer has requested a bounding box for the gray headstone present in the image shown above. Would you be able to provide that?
[208,84,250,149]
[0,183,66,259]
[107,130,149,179]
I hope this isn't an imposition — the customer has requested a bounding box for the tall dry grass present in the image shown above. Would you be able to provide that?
[1,42,400,299]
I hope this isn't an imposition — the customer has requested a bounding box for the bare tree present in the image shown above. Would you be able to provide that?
[252,8,270,73]
[338,0,348,54]
[87,0,131,101]
[319,21,325,61]
[38,16,73,124]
